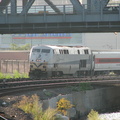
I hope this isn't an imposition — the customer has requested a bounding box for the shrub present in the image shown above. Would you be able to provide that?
[0,72,5,79]
[87,109,102,120]
[10,43,30,50]
[5,73,13,79]
[56,98,73,116]
[13,70,21,79]
[15,94,57,120]
[0,71,29,80]
[20,73,29,78]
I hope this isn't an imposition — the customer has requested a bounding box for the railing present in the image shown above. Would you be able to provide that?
[0,3,120,15]
[1,4,74,14]
[0,60,29,74]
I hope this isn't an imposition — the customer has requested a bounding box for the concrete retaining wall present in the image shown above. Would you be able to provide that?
[42,86,120,118]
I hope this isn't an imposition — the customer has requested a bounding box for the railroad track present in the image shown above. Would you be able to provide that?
[0,75,120,97]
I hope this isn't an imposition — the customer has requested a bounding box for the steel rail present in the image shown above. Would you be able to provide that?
[0,75,120,97]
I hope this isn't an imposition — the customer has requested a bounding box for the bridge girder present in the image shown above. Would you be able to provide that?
[0,0,119,34]
[0,21,120,34]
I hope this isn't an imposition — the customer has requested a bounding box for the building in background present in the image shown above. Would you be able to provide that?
[0,33,84,50]
[0,32,119,50]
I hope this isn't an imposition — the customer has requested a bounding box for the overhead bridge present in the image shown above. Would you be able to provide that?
[0,0,120,34]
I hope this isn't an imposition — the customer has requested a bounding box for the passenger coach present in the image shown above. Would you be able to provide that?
[93,50,120,75]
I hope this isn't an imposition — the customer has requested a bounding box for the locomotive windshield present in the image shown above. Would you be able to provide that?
[32,49,40,52]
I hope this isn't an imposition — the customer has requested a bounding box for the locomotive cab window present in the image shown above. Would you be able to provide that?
[84,49,89,54]
[41,49,50,53]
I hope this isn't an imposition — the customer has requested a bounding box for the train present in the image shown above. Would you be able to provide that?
[29,45,120,78]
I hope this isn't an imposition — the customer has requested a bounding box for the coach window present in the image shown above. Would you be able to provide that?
[84,49,89,54]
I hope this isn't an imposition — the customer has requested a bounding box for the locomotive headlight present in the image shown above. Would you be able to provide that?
[36,59,41,62]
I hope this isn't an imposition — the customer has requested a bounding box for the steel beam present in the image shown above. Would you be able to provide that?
[20,0,35,15]
[22,0,28,9]
[70,0,83,14]
[102,0,110,7]
[44,0,61,14]
[0,21,120,34]
[11,0,17,15]
[0,0,10,13]
[87,0,110,11]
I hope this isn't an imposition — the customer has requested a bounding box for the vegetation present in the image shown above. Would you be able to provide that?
[56,98,73,116]
[14,94,57,120]
[79,82,93,91]
[69,82,93,92]
[87,109,102,120]
[0,70,29,80]
[10,43,31,50]
[43,89,52,97]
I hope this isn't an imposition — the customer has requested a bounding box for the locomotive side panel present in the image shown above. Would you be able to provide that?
[51,54,92,75]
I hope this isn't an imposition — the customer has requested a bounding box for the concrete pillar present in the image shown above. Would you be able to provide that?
[11,0,17,15]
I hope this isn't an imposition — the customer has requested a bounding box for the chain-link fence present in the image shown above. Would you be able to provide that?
[0,60,29,74]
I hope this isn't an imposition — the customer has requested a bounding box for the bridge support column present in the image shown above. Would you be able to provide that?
[11,0,17,15]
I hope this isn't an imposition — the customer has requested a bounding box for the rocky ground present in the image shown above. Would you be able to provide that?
[0,84,116,120]
[0,87,76,120]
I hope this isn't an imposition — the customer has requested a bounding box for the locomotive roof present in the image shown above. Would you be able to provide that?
[34,45,89,49]
[92,49,120,53]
